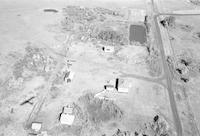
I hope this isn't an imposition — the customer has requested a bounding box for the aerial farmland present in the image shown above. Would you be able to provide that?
[1,0,200,136]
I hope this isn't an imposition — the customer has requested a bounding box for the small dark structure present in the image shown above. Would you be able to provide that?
[180,59,190,66]
[134,132,139,136]
[176,68,182,74]
[153,115,159,122]
[160,20,167,27]
[104,85,115,91]
[160,16,175,28]
[20,96,35,105]
[129,24,147,44]
[115,78,119,90]
[43,9,58,13]
[180,77,189,83]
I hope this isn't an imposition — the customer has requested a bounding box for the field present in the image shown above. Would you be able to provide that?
[158,0,200,12]
[167,15,200,136]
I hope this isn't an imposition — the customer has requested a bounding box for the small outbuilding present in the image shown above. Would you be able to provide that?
[59,105,75,125]
[63,105,73,114]
[60,113,75,125]
[31,122,42,132]
[104,85,115,91]
[102,46,115,53]
[115,78,130,93]
[64,71,75,83]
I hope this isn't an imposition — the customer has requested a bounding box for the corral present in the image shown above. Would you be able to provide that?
[129,24,147,45]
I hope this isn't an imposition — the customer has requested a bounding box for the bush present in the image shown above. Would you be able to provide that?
[78,93,123,124]
[97,30,124,45]
[146,49,162,77]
